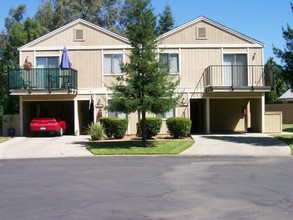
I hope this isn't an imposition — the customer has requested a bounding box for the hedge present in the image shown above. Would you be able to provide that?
[100,117,128,139]
[166,117,192,138]
[138,117,162,139]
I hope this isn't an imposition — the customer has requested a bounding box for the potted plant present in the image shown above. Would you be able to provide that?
[6,116,15,137]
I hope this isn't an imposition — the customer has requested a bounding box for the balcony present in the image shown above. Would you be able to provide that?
[203,65,273,92]
[9,68,77,93]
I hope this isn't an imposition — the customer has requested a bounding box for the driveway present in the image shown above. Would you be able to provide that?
[0,133,291,159]
[0,135,93,159]
[181,133,291,156]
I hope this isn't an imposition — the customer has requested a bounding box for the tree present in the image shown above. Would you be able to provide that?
[35,0,122,32]
[156,4,175,35]
[265,57,286,102]
[97,0,122,33]
[0,4,47,116]
[273,3,293,88]
[108,0,179,147]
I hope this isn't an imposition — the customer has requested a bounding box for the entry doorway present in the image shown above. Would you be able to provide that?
[190,99,206,133]
[78,100,94,134]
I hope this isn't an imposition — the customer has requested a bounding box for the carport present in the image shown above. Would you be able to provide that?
[22,101,74,135]
[190,97,263,134]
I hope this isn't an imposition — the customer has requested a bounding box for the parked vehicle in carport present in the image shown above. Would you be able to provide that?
[30,117,66,136]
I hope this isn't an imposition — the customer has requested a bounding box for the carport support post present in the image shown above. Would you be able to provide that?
[74,99,79,135]
[206,98,210,134]
[20,97,23,136]
[261,94,265,133]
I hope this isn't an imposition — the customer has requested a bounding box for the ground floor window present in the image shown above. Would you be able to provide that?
[156,108,175,119]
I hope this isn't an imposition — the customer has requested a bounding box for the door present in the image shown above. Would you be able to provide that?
[36,57,59,89]
[223,54,248,86]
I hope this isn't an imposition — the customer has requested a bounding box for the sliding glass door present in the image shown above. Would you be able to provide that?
[223,54,248,86]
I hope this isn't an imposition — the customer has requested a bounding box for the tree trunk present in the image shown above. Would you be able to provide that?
[141,110,147,147]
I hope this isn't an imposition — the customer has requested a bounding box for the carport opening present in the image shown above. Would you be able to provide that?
[23,101,74,136]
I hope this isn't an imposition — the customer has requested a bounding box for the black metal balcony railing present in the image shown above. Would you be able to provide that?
[9,68,77,92]
[203,65,273,92]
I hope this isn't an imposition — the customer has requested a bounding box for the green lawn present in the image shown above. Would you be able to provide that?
[283,124,293,133]
[87,139,194,155]
[0,137,10,144]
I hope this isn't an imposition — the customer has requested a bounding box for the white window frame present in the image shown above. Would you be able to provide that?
[103,53,124,75]
[159,53,180,74]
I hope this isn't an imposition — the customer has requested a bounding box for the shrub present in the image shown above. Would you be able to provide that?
[166,117,192,138]
[86,123,106,141]
[139,117,162,139]
[99,117,114,137]
[111,118,128,139]
[100,117,128,139]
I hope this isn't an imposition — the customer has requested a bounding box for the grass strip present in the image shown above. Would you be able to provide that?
[87,140,194,155]
[0,137,10,144]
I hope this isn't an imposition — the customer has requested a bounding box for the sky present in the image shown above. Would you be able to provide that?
[0,0,292,62]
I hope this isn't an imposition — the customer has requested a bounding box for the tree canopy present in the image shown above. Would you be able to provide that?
[157,4,175,35]
[273,3,293,88]
[108,0,179,146]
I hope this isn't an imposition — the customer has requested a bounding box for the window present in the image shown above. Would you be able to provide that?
[104,54,123,74]
[107,100,127,118]
[74,29,84,41]
[157,108,175,119]
[160,53,179,73]
[36,57,59,68]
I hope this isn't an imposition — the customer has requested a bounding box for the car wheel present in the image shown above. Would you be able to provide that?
[58,127,63,136]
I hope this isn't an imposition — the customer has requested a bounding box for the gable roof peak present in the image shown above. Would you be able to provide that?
[158,15,264,46]
[19,18,129,50]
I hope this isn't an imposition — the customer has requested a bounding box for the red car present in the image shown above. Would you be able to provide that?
[30,117,66,136]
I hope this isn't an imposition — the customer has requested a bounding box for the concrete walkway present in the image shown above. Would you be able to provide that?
[181,133,291,156]
[0,135,93,159]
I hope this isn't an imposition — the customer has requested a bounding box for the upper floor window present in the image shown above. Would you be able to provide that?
[104,54,123,74]
[156,108,175,119]
[160,53,179,73]
[36,57,59,68]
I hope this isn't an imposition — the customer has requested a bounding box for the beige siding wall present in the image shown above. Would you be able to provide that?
[69,50,102,88]
[180,48,222,87]
[265,112,282,133]
[210,99,248,132]
[160,21,252,45]
[32,24,128,48]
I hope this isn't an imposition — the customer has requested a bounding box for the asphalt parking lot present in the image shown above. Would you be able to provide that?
[0,156,293,220]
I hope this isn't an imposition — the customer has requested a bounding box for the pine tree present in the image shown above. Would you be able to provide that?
[264,58,286,102]
[157,4,174,35]
[108,0,179,147]
[273,3,293,88]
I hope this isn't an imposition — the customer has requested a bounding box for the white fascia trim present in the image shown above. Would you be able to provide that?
[19,18,129,50]
[158,16,264,47]
[77,88,111,94]
[158,44,263,49]
[20,45,132,52]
